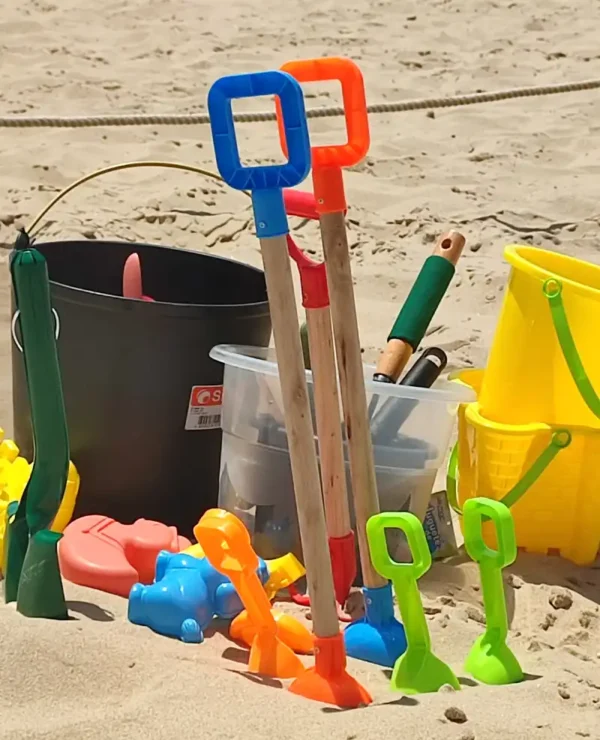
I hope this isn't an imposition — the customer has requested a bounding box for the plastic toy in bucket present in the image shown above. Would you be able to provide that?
[480,244,600,427]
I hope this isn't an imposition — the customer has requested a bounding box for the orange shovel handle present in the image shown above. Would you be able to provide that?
[277,57,370,214]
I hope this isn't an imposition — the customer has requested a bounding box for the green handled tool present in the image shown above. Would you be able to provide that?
[373,231,465,385]
[463,497,523,685]
[4,230,69,618]
[367,512,460,694]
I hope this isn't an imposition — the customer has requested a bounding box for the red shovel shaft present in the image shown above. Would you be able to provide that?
[287,234,356,606]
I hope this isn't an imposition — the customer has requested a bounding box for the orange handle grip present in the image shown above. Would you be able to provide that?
[277,57,370,214]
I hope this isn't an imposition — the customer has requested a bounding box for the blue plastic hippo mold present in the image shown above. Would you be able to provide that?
[128,550,269,643]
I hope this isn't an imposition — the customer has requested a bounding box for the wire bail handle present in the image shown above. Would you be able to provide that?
[11,308,60,353]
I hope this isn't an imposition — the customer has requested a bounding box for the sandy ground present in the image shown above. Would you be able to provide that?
[1,0,600,738]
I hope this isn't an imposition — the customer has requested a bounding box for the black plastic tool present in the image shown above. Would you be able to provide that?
[370,348,448,446]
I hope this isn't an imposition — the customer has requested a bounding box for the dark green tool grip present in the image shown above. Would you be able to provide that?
[387,256,455,348]
[5,239,70,617]
[11,247,70,534]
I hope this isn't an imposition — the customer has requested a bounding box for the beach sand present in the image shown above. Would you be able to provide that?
[1,0,600,737]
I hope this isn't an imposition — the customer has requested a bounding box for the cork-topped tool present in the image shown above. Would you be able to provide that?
[374,231,465,385]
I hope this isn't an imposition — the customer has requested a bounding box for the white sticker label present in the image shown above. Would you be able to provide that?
[185,385,223,431]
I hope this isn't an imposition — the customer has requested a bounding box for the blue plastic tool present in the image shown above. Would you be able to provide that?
[207,70,373,708]
[208,69,311,240]
[344,581,407,667]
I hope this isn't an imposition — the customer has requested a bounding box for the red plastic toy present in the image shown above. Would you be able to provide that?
[58,515,191,597]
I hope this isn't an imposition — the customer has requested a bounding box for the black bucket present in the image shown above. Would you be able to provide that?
[11,239,271,537]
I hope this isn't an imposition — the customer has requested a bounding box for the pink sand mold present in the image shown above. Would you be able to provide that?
[58,515,191,598]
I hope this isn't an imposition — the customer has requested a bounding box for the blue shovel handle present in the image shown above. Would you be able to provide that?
[207,70,312,239]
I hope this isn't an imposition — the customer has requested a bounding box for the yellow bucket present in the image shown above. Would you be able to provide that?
[455,401,600,565]
[480,245,600,427]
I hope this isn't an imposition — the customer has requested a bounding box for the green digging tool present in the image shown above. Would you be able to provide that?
[373,231,465,385]
[463,497,523,685]
[367,512,460,694]
[5,230,69,619]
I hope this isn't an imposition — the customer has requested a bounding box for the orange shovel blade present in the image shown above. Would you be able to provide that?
[289,633,372,707]
[248,629,306,679]
[231,610,314,655]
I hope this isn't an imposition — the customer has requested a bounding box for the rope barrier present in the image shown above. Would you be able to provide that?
[1,78,598,128]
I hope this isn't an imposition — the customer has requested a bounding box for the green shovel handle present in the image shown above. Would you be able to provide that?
[463,497,516,568]
[366,511,432,582]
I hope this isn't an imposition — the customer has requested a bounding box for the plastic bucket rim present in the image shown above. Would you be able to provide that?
[505,244,600,300]
[32,239,270,311]
[210,344,476,404]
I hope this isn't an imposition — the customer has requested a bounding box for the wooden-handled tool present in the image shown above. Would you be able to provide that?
[279,57,409,669]
[370,347,448,446]
[280,57,384,591]
[122,252,155,302]
[287,233,356,607]
[374,231,465,384]
[208,68,371,707]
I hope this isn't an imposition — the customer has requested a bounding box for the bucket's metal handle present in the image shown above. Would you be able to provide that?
[543,278,600,420]
[447,424,572,516]
[27,160,317,238]
[26,161,247,237]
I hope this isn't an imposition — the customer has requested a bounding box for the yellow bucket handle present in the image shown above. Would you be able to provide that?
[447,420,572,516]
[543,278,600,419]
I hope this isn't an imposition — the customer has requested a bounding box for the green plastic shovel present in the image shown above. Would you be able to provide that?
[463,497,523,685]
[367,512,460,694]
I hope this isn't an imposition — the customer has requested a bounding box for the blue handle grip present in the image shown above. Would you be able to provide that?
[207,70,311,239]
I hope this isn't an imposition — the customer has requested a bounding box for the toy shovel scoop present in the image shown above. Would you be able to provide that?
[367,512,460,694]
[463,498,523,685]
[195,509,305,680]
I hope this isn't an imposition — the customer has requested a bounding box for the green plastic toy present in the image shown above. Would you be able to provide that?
[3,500,24,603]
[367,512,460,694]
[463,497,523,685]
[4,232,70,619]
[16,530,68,619]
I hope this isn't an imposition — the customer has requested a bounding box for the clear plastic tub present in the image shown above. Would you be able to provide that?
[209,344,475,562]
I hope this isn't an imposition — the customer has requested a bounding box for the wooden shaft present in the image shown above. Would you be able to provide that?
[318,212,387,590]
[259,235,340,638]
[305,305,352,538]
[374,338,413,383]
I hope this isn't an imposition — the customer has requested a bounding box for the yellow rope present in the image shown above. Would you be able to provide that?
[5,78,600,129]
[27,160,250,235]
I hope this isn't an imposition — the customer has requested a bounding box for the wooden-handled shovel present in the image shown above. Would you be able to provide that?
[207,68,371,707]
[287,233,356,609]
[279,57,407,668]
